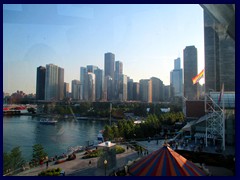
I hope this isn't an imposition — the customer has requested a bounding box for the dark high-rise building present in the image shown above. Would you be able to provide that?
[80,67,87,100]
[204,9,235,92]
[127,78,133,101]
[133,82,140,101]
[36,66,46,100]
[104,52,115,78]
[183,46,198,100]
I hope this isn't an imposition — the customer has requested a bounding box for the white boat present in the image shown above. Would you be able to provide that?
[40,118,58,124]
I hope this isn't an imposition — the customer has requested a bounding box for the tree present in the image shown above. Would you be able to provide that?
[10,146,25,171]
[3,146,25,174]
[32,144,48,163]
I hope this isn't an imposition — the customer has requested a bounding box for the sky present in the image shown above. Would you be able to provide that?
[3,4,204,94]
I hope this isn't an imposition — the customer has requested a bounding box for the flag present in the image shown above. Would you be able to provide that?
[218,83,224,105]
[192,69,204,84]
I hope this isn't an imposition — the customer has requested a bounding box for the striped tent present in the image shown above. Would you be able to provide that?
[129,145,207,176]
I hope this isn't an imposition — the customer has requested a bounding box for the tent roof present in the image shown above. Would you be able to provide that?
[129,145,207,176]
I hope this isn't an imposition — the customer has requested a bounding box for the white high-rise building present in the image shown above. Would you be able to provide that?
[45,64,59,100]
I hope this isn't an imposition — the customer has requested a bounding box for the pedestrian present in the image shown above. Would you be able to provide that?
[89,160,91,166]
[46,160,49,169]
[127,145,129,151]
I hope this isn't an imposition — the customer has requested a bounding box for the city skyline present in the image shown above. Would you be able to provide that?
[3,4,204,94]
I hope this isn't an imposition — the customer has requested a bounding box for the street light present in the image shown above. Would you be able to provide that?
[104,159,108,176]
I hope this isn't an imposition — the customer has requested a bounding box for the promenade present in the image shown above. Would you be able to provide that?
[15,141,235,176]
[15,145,138,176]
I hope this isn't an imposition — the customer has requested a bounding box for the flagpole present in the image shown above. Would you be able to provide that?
[222,83,225,151]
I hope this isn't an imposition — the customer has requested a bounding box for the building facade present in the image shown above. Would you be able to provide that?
[204,9,235,92]
[183,46,198,100]
[36,66,46,100]
[45,64,59,101]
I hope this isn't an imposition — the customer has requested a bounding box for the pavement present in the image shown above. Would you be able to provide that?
[15,141,235,176]
[15,145,138,176]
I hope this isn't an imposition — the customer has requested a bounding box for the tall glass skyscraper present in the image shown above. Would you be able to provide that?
[170,58,183,97]
[58,67,64,100]
[45,64,59,100]
[183,46,198,100]
[104,52,115,78]
[204,9,235,92]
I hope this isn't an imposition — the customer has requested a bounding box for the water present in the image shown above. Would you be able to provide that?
[3,115,107,161]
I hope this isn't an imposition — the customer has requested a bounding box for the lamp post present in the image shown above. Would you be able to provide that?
[104,159,108,176]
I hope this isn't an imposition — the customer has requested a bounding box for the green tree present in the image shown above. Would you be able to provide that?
[3,152,11,173]
[3,146,25,174]
[10,146,25,171]
[32,144,48,163]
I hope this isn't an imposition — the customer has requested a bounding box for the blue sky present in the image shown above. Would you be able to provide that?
[3,4,204,94]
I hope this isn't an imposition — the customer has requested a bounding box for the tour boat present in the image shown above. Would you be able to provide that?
[39,118,58,124]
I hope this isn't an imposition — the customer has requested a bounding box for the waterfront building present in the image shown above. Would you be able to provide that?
[139,79,152,103]
[150,77,163,103]
[80,67,87,100]
[119,74,128,101]
[183,46,198,100]
[104,52,115,79]
[45,64,59,101]
[64,82,70,98]
[170,58,183,97]
[86,72,96,102]
[164,85,170,101]
[94,68,104,101]
[103,75,113,101]
[36,66,46,100]
[114,61,123,100]
[72,80,80,100]
[58,67,64,100]
[127,78,133,101]
[133,82,140,101]
[203,8,235,92]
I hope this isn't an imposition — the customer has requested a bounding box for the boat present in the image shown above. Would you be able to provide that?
[39,118,58,125]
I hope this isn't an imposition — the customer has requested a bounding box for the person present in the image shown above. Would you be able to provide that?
[89,160,91,166]
[46,160,49,169]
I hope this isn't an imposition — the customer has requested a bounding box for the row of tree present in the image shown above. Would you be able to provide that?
[3,144,48,175]
[41,101,183,118]
[103,112,185,141]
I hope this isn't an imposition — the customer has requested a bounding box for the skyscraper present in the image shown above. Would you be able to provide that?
[86,72,96,102]
[183,46,198,100]
[72,80,80,100]
[204,9,235,92]
[104,52,115,78]
[150,77,162,102]
[133,82,140,101]
[87,65,98,73]
[170,58,183,97]
[104,76,113,101]
[80,67,87,100]
[119,74,128,101]
[139,79,152,103]
[114,61,123,100]
[64,82,69,98]
[36,66,46,100]
[58,67,64,100]
[45,64,59,100]
[94,68,104,101]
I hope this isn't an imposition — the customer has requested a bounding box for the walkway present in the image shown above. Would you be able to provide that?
[15,145,138,176]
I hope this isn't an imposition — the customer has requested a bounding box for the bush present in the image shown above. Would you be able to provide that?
[38,168,62,176]
[115,145,125,154]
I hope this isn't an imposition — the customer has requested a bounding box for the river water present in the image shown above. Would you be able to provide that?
[3,115,107,161]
